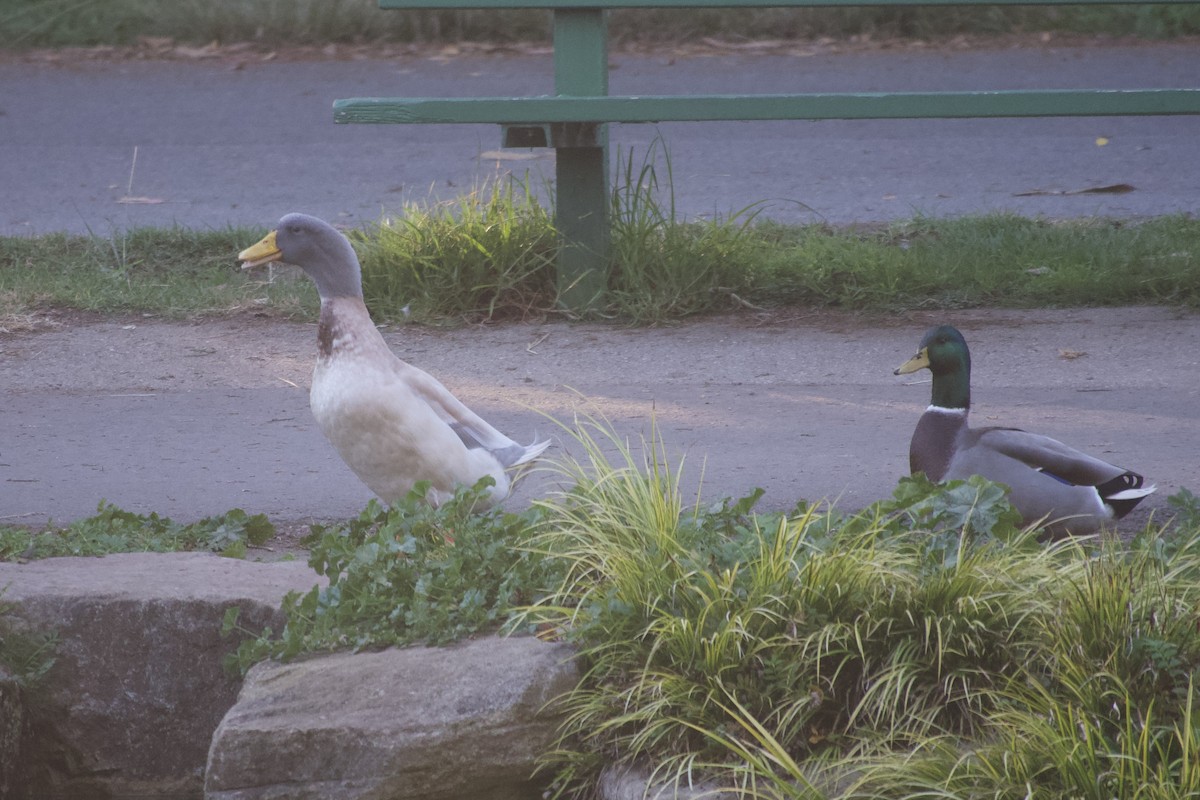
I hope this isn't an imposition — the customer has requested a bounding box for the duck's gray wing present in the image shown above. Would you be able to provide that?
[973,427,1125,486]
[396,360,549,467]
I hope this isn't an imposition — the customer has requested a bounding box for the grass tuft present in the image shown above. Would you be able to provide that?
[354,178,558,323]
[0,225,317,321]
[607,141,769,322]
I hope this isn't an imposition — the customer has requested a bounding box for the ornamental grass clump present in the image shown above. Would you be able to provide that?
[353,178,558,322]
[848,525,1200,800]
[517,416,1084,796]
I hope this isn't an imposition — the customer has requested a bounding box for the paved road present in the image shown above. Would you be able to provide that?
[1,40,1198,235]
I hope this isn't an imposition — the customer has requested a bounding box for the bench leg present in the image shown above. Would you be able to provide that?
[553,8,609,311]
[555,147,608,311]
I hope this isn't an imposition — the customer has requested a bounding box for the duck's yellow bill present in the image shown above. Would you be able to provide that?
[894,348,931,376]
[239,230,282,269]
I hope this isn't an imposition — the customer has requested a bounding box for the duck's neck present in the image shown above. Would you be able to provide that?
[930,365,971,411]
[317,297,387,360]
[304,236,364,300]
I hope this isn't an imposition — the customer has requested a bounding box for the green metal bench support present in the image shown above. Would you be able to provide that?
[340,0,1200,311]
[551,8,609,309]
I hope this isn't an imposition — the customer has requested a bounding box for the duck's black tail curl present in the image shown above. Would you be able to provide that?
[1098,471,1156,519]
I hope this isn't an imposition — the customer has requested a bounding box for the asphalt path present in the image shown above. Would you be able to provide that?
[1,42,1198,534]
[3,308,1197,535]
[1,40,1198,235]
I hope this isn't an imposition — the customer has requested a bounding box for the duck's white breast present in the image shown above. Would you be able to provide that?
[309,354,508,505]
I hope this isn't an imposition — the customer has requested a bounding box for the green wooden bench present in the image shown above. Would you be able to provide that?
[334,0,1200,309]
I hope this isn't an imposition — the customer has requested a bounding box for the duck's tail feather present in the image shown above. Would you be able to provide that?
[1098,471,1156,518]
[512,437,552,466]
[500,437,551,492]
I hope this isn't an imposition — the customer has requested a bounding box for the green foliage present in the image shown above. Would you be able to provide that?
[1166,486,1200,529]
[889,472,1026,539]
[0,225,317,320]
[513,417,1062,796]
[1033,530,1200,715]
[0,0,556,48]
[3,0,1199,49]
[606,141,767,322]
[969,677,1200,800]
[5,180,1198,326]
[354,178,558,322]
[223,480,562,675]
[0,501,274,560]
[506,417,1200,798]
[0,595,56,689]
[689,499,1200,800]
[748,214,1200,311]
[849,524,1200,798]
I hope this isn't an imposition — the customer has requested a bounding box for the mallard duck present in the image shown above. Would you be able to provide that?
[894,324,1155,535]
[238,213,549,510]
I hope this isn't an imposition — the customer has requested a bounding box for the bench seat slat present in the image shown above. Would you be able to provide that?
[334,89,1200,125]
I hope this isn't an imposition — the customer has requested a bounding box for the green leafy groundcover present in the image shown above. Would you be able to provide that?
[223,479,564,675]
[0,501,274,561]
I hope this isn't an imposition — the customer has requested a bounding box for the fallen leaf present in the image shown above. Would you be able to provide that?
[478,150,545,161]
[1058,349,1087,360]
[1067,183,1135,195]
[137,36,174,50]
[699,38,788,51]
[1095,137,1109,146]
[1013,183,1135,197]
[173,41,220,59]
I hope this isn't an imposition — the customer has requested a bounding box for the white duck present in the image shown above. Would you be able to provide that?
[239,213,549,510]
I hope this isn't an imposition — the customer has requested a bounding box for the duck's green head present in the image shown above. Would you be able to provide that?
[894,324,971,409]
[239,213,363,300]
